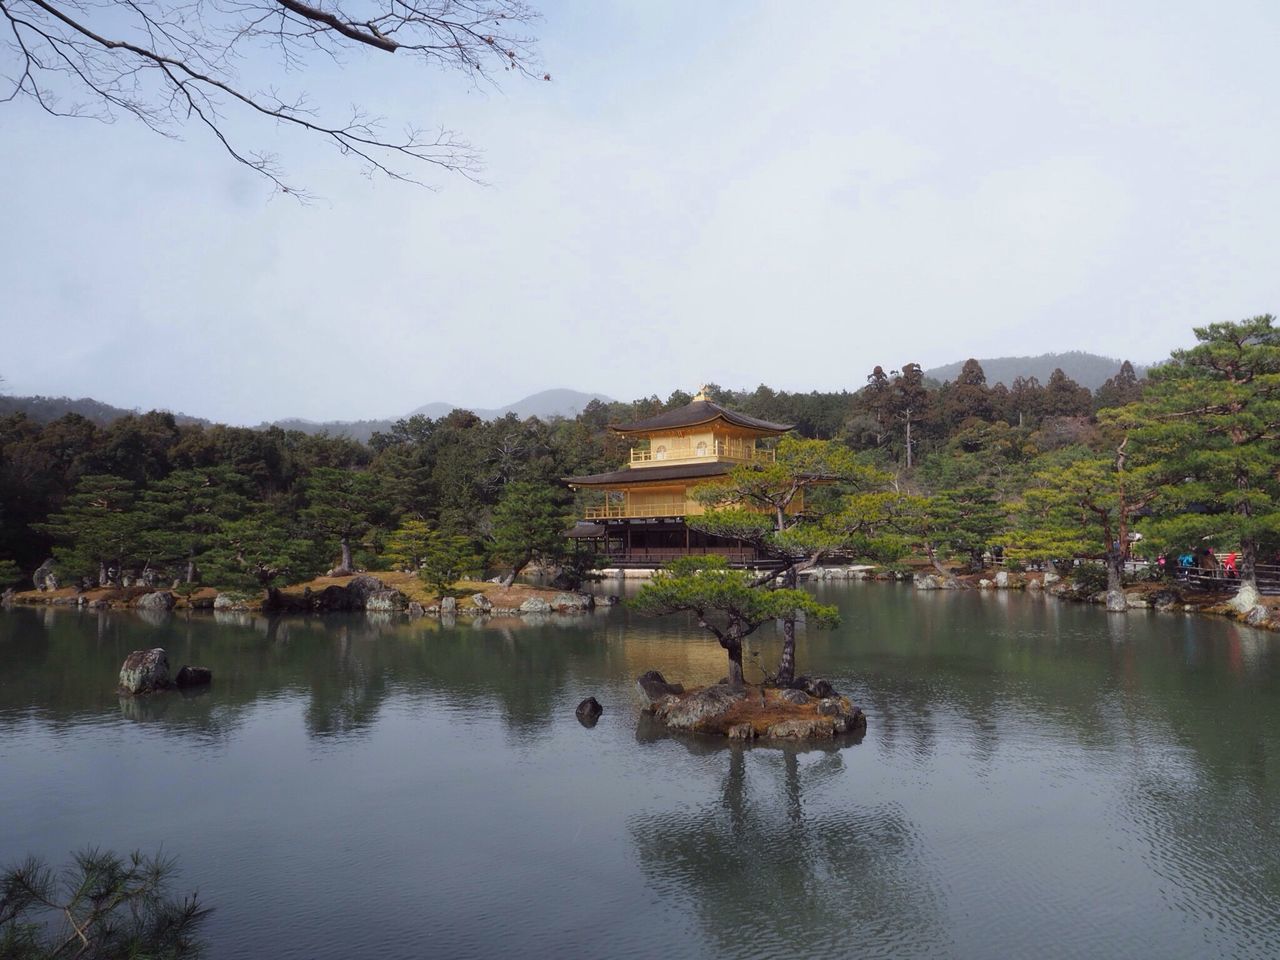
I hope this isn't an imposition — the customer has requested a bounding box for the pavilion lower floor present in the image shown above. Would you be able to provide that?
[567,518,779,568]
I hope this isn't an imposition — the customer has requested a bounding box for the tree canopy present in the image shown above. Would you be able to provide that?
[630,556,839,687]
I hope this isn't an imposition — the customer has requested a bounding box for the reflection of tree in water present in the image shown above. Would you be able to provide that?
[302,620,391,738]
[2,607,621,744]
[0,607,247,742]
[629,741,951,958]
[275,613,613,741]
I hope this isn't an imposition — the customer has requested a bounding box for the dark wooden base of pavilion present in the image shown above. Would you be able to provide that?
[567,518,780,568]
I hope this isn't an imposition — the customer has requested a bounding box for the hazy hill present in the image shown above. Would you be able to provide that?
[0,394,210,428]
[272,390,615,442]
[408,388,612,421]
[0,388,611,441]
[925,352,1149,390]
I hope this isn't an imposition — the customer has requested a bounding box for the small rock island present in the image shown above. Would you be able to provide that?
[636,671,865,741]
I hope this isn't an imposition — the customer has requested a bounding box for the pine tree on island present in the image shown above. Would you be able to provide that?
[630,557,839,687]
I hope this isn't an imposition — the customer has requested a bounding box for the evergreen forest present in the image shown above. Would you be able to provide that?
[1,316,1276,601]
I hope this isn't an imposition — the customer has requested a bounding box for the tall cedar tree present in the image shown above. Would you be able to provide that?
[1103,315,1280,609]
[630,556,839,686]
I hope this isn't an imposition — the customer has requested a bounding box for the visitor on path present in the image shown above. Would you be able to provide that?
[1224,552,1238,578]
[1177,552,1195,581]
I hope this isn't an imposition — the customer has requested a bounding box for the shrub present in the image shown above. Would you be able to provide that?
[1070,563,1109,595]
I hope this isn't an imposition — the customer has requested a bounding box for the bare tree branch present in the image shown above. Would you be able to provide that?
[0,0,547,195]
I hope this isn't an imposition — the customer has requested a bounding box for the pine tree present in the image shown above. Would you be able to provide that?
[136,466,254,583]
[630,556,839,686]
[200,511,321,592]
[0,849,209,958]
[0,558,21,588]
[489,481,569,587]
[419,535,482,599]
[300,468,387,575]
[34,474,140,586]
[925,486,1007,571]
[691,436,887,684]
[381,518,437,571]
[1103,315,1280,609]
[1013,444,1154,607]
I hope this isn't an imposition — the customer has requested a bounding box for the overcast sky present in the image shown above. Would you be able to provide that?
[2,0,1277,425]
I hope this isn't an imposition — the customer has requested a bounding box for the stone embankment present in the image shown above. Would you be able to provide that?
[636,670,866,742]
[5,572,598,621]
[909,567,1280,632]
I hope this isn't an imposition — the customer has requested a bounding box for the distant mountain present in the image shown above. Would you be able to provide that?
[270,389,616,442]
[261,417,398,443]
[925,352,1149,391]
[0,388,612,441]
[408,388,613,422]
[0,394,210,428]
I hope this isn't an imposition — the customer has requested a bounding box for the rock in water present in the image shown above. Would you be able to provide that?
[575,697,603,726]
[175,665,213,688]
[439,596,457,615]
[119,648,172,695]
[471,593,493,613]
[636,670,685,701]
[519,597,551,614]
[134,591,175,611]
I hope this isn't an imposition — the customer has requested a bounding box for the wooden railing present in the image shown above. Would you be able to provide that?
[603,545,759,562]
[584,499,699,519]
[630,439,775,465]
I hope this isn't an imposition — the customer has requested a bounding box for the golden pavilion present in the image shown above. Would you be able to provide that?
[563,389,795,564]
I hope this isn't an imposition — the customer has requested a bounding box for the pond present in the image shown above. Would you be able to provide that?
[2,585,1279,959]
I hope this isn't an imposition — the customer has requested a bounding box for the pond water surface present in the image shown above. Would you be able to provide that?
[2,585,1279,959]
